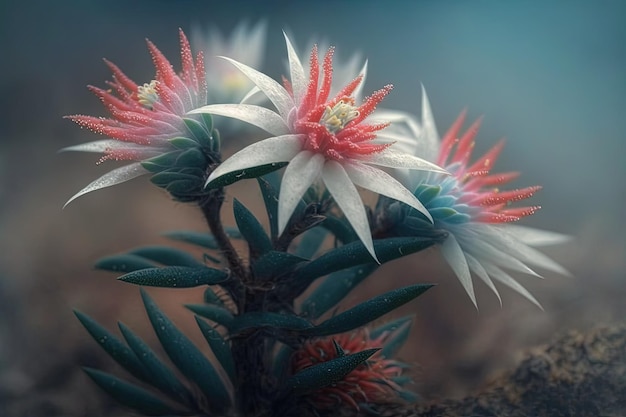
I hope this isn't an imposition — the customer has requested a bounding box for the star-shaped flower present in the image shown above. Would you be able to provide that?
[190,34,446,260]
[63,29,207,206]
[394,87,570,307]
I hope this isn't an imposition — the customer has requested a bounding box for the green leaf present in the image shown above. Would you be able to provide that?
[74,311,148,382]
[141,290,231,411]
[305,284,433,337]
[251,251,307,281]
[83,368,186,416]
[169,136,200,150]
[205,162,288,189]
[175,147,207,169]
[284,348,379,396]
[199,112,213,133]
[183,118,210,142]
[370,316,414,358]
[294,227,328,259]
[300,264,378,319]
[194,316,236,384]
[95,254,157,273]
[229,312,312,335]
[118,323,194,406]
[233,199,272,256]
[321,215,358,244]
[257,177,279,239]
[142,151,180,171]
[295,237,443,293]
[119,267,228,288]
[203,286,226,306]
[163,230,219,249]
[129,246,203,267]
[185,304,235,329]
[150,172,200,187]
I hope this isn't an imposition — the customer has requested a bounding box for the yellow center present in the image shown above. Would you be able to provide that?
[137,80,159,109]
[320,99,360,133]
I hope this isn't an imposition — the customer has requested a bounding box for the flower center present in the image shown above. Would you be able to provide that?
[319,99,359,134]
[137,80,160,109]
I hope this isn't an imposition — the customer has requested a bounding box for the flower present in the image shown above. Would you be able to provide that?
[190,33,446,261]
[291,329,412,411]
[192,21,267,104]
[62,29,208,206]
[394,87,570,307]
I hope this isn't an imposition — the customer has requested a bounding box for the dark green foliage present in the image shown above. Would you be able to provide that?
[257,176,280,239]
[294,226,328,259]
[295,236,444,292]
[194,316,236,383]
[74,311,149,382]
[306,284,433,336]
[129,246,204,267]
[185,304,235,329]
[95,254,157,273]
[205,162,288,189]
[234,198,272,255]
[370,316,414,358]
[300,264,378,319]
[230,312,313,335]
[251,251,307,281]
[141,290,231,412]
[163,230,219,249]
[118,323,194,406]
[283,348,379,396]
[118,266,228,288]
[82,368,187,416]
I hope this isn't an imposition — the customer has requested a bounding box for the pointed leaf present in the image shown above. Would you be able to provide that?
[141,290,231,411]
[175,147,207,169]
[129,246,204,267]
[183,117,210,142]
[321,215,358,244]
[194,316,236,384]
[83,368,187,416]
[163,230,219,249]
[300,264,378,319]
[230,312,313,335]
[95,254,157,273]
[295,236,444,293]
[205,162,288,189]
[370,316,414,359]
[185,304,235,329]
[233,199,272,256]
[119,267,228,288]
[251,251,307,280]
[294,226,328,259]
[74,311,148,382]
[169,137,201,150]
[306,284,433,337]
[257,176,279,239]
[284,348,379,396]
[118,323,194,406]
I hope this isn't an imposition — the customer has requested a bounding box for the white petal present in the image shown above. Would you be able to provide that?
[59,140,121,153]
[218,56,294,120]
[322,161,378,262]
[277,152,324,235]
[283,32,307,106]
[343,162,433,223]
[206,134,303,186]
[441,234,477,308]
[419,85,441,163]
[63,162,148,208]
[465,253,501,306]
[474,224,571,276]
[463,236,542,278]
[365,148,448,174]
[501,224,572,247]
[484,263,543,309]
[240,86,262,104]
[189,104,290,137]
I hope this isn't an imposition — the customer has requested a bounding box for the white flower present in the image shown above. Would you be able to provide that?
[397,87,571,307]
[190,34,447,261]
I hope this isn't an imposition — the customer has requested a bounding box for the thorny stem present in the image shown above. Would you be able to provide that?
[199,188,248,299]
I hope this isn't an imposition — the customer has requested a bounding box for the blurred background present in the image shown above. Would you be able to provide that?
[1,0,625,415]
